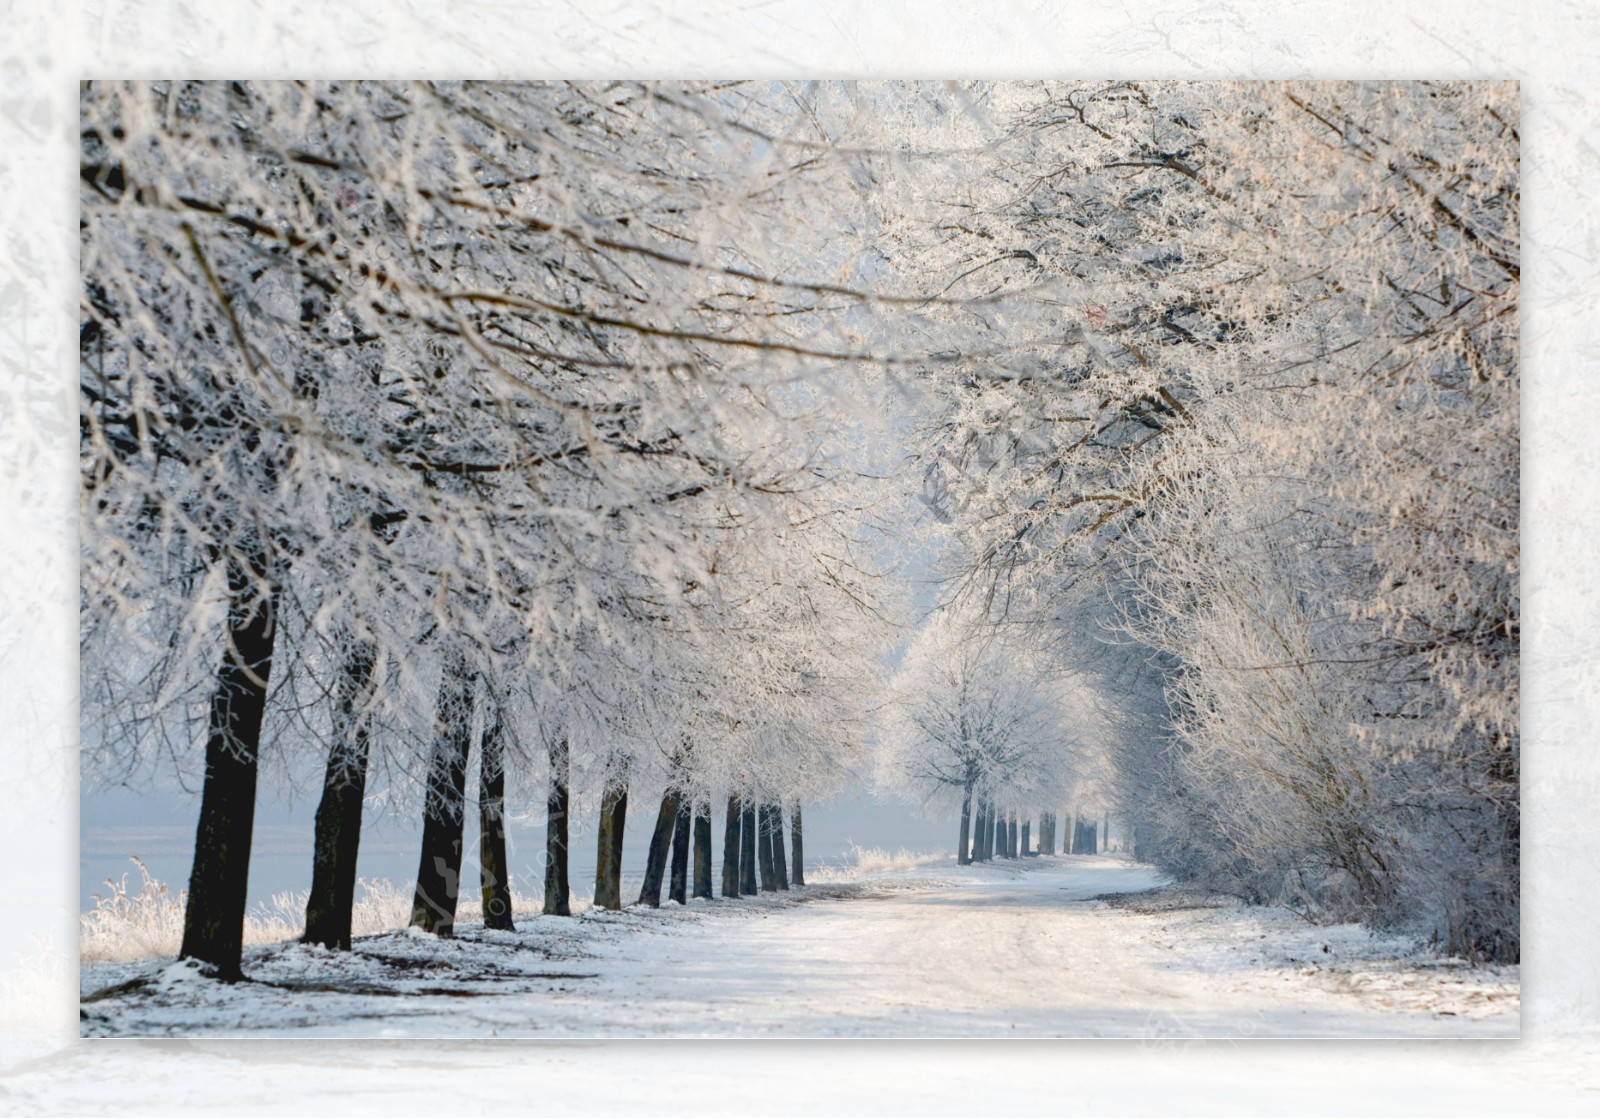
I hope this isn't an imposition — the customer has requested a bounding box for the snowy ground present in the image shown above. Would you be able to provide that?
[76,855,1515,1039]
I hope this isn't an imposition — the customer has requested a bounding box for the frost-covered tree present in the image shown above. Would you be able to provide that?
[892,80,1519,958]
[880,607,1078,863]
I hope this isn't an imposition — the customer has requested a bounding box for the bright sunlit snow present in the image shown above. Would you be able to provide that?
[79,855,1515,1038]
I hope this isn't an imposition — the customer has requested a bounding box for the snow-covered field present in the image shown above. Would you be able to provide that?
[76,855,1515,1039]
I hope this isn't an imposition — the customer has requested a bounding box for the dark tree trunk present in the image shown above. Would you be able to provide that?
[1073,818,1098,855]
[1008,812,1019,858]
[958,787,973,865]
[410,656,475,936]
[303,640,373,951]
[757,803,777,891]
[543,734,571,916]
[638,788,681,908]
[790,802,805,887]
[740,803,759,894]
[721,795,742,897]
[1021,819,1032,857]
[693,799,714,899]
[974,799,988,861]
[1104,812,1111,853]
[770,803,789,890]
[478,702,514,930]
[179,554,279,979]
[594,777,628,911]
[668,799,691,904]
[995,811,1008,859]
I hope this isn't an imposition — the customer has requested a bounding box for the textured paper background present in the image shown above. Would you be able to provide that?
[2,1,1596,1113]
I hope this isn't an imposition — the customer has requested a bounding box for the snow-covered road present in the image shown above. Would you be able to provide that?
[77,855,1516,1038]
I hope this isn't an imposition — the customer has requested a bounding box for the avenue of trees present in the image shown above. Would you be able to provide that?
[80,80,1519,976]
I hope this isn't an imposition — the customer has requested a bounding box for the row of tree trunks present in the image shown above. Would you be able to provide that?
[952,806,1119,861]
[205,592,810,968]
[621,790,799,910]
[307,645,539,949]
[643,797,812,909]
[715,796,805,897]
[969,801,1050,861]
[962,805,1097,864]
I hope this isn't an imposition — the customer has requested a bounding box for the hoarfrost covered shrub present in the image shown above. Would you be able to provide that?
[803,845,950,883]
[80,859,534,964]
[80,858,188,965]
